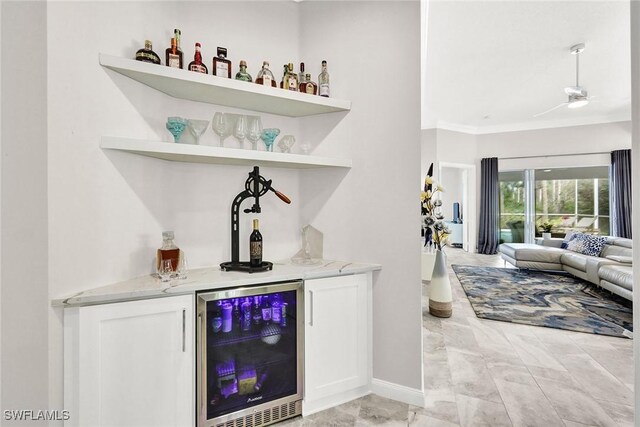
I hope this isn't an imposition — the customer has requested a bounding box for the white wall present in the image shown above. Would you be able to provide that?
[629,1,639,420]
[1,0,49,420]
[299,2,423,393]
[439,167,464,222]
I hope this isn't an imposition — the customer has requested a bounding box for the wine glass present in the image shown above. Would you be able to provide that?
[277,135,296,153]
[246,116,263,150]
[187,119,209,145]
[157,259,173,283]
[260,128,281,152]
[212,112,231,146]
[166,117,187,143]
[233,115,248,145]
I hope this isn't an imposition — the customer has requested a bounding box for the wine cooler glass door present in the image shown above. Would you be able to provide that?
[197,281,303,426]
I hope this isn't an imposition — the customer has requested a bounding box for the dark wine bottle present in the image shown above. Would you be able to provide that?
[250,219,263,267]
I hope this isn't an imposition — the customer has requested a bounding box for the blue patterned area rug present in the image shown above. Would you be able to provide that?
[452,265,633,339]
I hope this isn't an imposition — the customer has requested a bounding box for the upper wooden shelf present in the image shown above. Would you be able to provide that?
[99,54,352,117]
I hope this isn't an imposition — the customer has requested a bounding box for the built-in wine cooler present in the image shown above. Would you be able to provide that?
[197,281,304,427]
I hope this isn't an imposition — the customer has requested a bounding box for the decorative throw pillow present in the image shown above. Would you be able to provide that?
[561,231,580,249]
[567,233,607,257]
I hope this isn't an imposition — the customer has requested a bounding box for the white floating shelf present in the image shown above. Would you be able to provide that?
[101,137,352,169]
[100,54,351,117]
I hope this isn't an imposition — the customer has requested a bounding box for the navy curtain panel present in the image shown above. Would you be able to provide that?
[477,157,500,254]
[610,149,632,238]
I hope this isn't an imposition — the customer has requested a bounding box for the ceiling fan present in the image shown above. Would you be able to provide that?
[534,43,593,117]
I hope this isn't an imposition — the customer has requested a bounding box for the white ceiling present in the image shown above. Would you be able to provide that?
[422,1,631,134]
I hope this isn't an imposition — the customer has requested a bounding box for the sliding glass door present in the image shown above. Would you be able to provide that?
[499,166,610,243]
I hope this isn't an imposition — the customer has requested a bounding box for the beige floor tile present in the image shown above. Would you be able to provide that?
[447,348,502,403]
[505,333,567,371]
[408,412,460,427]
[455,393,512,427]
[494,379,564,427]
[411,389,460,425]
[594,399,634,427]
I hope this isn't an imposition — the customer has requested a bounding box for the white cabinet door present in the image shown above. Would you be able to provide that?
[65,295,194,427]
[304,273,370,412]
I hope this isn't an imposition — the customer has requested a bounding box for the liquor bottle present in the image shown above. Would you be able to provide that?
[188,42,208,74]
[211,301,223,333]
[212,47,232,78]
[235,60,253,82]
[135,40,161,65]
[233,299,242,332]
[280,302,288,327]
[255,61,277,87]
[318,60,330,97]
[157,231,180,272]
[250,219,263,267]
[252,296,262,327]
[279,64,287,89]
[165,38,183,69]
[241,297,252,332]
[284,63,299,91]
[300,73,317,95]
[298,62,306,85]
[261,295,272,324]
[174,29,183,61]
[271,294,282,324]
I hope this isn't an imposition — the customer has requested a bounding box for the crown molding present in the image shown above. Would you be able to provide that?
[422,115,631,135]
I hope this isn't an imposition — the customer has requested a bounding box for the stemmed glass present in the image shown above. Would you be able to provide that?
[156,259,173,283]
[176,256,188,280]
[233,115,248,146]
[246,116,263,150]
[260,128,281,152]
[277,135,296,153]
[187,119,209,145]
[212,112,231,146]
[166,117,187,143]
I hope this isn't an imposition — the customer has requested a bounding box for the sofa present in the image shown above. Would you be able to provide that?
[499,236,633,301]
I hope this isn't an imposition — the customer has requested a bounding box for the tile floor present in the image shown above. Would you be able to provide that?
[281,248,634,426]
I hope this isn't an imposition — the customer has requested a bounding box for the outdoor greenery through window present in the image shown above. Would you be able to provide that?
[499,166,610,243]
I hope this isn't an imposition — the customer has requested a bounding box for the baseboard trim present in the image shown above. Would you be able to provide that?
[371,378,425,407]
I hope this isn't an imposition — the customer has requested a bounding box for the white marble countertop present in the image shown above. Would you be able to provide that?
[52,259,381,307]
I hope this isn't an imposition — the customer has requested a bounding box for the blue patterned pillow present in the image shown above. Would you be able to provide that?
[566,233,607,257]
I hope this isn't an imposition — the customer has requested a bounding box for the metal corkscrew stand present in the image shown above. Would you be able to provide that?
[220,166,291,273]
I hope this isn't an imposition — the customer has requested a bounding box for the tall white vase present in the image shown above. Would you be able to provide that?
[429,249,452,318]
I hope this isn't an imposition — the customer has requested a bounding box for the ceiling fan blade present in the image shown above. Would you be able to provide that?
[534,102,569,118]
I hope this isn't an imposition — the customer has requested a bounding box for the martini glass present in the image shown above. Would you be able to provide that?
[212,112,231,146]
[260,128,280,152]
[166,117,187,143]
[246,116,263,150]
[187,119,209,145]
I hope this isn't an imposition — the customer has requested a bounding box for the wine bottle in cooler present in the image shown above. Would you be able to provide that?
[271,294,281,324]
[241,297,252,332]
[252,296,262,327]
[261,295,272,324]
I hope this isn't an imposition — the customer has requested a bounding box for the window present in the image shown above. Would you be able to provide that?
[499,166,610,243]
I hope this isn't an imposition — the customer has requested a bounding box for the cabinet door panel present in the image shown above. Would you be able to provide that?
[304,274,368,402]
[76,295,193,427]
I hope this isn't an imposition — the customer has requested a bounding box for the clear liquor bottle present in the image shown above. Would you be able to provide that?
[235,60,253,82]
[212,47,232,78]
[318,60,330,97]
[188,42,208,74]
[298,62,306,85]
[157,231,181,272]
[136,40,161,65]
[255,61,276,87]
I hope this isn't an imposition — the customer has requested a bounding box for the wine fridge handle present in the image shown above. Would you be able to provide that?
[197,313,204,424]
[309,290,314,326]
[182,308,186,352]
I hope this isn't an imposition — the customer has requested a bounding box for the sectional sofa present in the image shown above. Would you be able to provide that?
[499,236,633,301]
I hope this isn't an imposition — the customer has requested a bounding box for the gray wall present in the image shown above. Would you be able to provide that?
[1,0,49,419]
